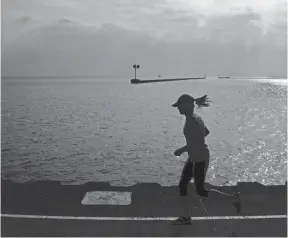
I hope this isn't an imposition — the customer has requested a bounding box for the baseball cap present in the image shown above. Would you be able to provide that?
[172,94,195,107]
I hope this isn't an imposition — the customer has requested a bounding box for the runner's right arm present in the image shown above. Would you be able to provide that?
[174,145,188,156]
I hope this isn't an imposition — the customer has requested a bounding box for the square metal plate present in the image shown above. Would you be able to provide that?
[81,191,132,205]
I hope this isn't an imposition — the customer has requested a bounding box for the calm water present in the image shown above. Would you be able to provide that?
[1,78,287,186]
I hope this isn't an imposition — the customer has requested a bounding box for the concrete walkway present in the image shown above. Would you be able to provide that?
[1,180,287,237]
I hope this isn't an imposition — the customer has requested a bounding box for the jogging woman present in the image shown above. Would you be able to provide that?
[171,94,239,225]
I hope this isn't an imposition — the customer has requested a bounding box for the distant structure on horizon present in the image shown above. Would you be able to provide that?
[130,65,207,84]
[218,74,230,79]
[130,64,140,82]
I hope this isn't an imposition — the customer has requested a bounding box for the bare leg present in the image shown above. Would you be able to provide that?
[206,189,241,214]
[193,161,240,213]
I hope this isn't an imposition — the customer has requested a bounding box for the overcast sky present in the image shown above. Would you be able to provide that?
[1,0,287,78]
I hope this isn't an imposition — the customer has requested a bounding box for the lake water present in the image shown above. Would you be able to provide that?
[1,77,287,186]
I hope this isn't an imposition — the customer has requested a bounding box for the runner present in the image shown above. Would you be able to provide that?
[171,94,239,225]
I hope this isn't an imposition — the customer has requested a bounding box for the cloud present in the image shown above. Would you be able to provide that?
[18,15,33,24]
[1,19,286,78]
[2,0,286,41]
[164,0,286,33]
[1,0,286,77]
[58,17,77,25]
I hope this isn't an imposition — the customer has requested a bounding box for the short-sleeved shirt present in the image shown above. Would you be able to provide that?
[184,113,209,162]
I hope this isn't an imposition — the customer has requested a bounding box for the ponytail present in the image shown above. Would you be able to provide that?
[194,95,211,108]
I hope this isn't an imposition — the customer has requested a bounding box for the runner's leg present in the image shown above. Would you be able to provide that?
[178,159,193,196]
[177,159,194,221]
[194,161,210,197]
[194,159,240,214]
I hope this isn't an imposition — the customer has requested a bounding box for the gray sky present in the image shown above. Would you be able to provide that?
[1,0,287,77]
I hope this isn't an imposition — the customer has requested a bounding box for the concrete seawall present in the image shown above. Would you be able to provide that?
[131,77,206,84]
